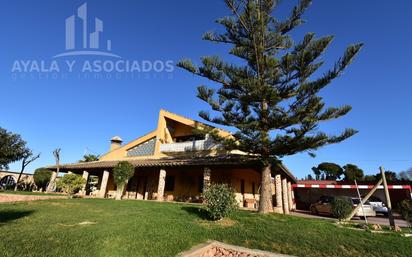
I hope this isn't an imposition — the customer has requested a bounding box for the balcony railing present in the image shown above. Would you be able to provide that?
[159,139,216,153]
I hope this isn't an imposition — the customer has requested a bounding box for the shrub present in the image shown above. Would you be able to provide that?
[113,161,135,200]
[4,184,15,190]
[57,174,86,197]
[331,197,352,221]
[399,200,412,226]
[203,184,238,220]
[33,168,52,191]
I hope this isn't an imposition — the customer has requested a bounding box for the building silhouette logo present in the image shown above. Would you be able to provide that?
[54,3,120,58]
[10,2,175,80]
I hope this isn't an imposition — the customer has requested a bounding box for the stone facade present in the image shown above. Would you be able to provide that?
[287,181,293,211]
[80,170,89,196]
[282,178,289,214]
[203,167,211,192]
[157,169,166,200]
[98,170,109,198]
[274,174,283,214]
[0,171,34,190]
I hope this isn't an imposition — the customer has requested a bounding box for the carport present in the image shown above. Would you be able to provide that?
[292,180,412,211]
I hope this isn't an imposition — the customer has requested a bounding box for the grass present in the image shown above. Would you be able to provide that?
[0,199,411,257]
[0,190,64,196]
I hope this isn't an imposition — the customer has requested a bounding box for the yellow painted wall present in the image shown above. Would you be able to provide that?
[122,167,261,202]
[163,168,203,199]
[99,109,235,161]
[211,168,261,194]
[100,131,158,160]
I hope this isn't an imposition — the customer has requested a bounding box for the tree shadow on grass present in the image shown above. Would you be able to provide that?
[181,206,211,220]
[0,210,34,225]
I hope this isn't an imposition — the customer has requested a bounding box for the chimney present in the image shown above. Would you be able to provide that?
[110,136,123,151]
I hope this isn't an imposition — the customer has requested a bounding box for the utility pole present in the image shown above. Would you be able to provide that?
[380,166,395,227]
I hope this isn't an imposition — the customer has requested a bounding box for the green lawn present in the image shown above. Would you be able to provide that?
[0,199,410,257]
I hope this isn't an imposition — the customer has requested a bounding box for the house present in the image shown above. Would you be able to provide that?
[48,110,296,213]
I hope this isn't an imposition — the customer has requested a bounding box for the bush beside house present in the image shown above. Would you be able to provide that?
[113,161,135,200]
[33,168,52,191]
[57,174,86,198]
[203,184,238,220]
[399,200,412,226]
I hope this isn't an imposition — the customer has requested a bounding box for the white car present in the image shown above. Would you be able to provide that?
[365,196,388,216]
[350,198,377,218]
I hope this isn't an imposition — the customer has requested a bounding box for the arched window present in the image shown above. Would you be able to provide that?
[0,175,17,187]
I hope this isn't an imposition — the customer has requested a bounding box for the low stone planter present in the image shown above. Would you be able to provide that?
[177,240,295,257]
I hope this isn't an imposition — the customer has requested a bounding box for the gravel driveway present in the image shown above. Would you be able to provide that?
[291,210,410,227]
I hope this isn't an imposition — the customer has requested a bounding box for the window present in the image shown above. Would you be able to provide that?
[174,135,205,142]
[127,137,156,157]
[368,196,382,202]
[0,175,16,187]
[165,176,175,191]
[319,196,334,203]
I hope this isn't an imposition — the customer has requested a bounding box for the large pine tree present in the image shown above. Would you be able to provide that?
[178,0,363,213]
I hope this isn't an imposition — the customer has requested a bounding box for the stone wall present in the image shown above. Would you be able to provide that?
[0,171,35,190]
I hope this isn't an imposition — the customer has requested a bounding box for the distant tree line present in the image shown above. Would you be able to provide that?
[304,162,410,182]
[399,168,412,181]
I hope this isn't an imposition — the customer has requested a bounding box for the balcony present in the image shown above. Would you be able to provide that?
[159,139,216,153]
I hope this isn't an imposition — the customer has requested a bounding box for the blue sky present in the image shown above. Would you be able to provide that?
[1,0,411,179]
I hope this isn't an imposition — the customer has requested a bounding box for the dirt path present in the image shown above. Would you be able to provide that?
[0,193,66,203]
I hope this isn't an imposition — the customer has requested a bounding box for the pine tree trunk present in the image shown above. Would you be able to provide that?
[258,163,273,214]
[258,94,273,214]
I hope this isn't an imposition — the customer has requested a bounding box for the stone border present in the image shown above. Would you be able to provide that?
[0,193,66,203]
[177,240,295,257]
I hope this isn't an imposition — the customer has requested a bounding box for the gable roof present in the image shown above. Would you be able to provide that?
[100,109,232,160]
[99,130,157,160]
[159,109,231,134]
